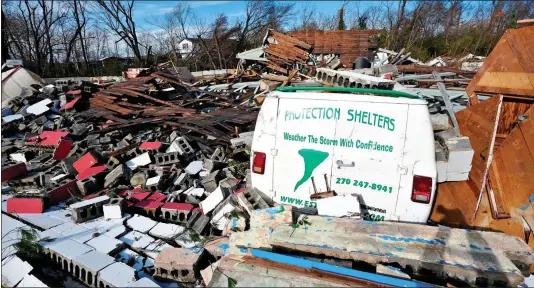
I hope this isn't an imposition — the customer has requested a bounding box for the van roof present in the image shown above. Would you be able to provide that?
[271,91,428,105]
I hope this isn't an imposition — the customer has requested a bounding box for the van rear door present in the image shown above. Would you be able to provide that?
[330,102,409,221]
[273,97,338,208]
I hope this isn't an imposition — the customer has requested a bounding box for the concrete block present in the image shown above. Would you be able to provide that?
[200,260,220,285]
[430,113,451,131]
[149,222,185,240]
[154,247,204,283]
[169,131,180,143]
[104,164,129,188]
[160,203,194,224]
[200,186,225,214]
[103,198,125,219]
[143,240,173,259]
[125,152,152,170]
[69,195,110,223]
[135,200,164,218]
[166,137,194,155]
[264,216,531,286]
[18,274,47,287]
[145,175,162,192]
[210,147,225,161]
[106,156,121,169]
[154,152,180,166]
[98,262,136,288]
[126,215,158,233]
[220,177,239,196]
[128,277,161,288]
[120,231,156,250]
[201,170,224,193]
[86,234,124,255]
[203,159,227,172]
[230,137,251,148]
[446,172,469,182]
[445,136,474,173]
[187,209,210,235]
[1,256,33,287]
[185,160,203,175]
[73,151,103,173]
[437,161,448,183]
[72,250,115,287]
[173,172,194,191]
[236,188,269,215]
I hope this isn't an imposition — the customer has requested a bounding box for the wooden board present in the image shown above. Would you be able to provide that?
[432,105,534,254]
[455,96,501,195]
[466,26,534,98]
[498,99,533,135]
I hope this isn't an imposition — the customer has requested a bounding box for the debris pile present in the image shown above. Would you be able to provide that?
[1,67,262,287]
[2,26,534,288]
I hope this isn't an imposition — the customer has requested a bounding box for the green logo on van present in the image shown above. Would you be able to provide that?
[294,149,329,192]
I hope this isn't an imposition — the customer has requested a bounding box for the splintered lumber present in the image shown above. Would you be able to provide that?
[152,72,223,99]
[230,216,534,286]
[261,74,288,82]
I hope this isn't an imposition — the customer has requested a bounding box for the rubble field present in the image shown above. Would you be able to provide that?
[2,26,534,288]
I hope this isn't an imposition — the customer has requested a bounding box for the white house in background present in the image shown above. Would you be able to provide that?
[176,38,201,58]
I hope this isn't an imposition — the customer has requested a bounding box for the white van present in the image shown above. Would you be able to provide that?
[250,87,437,223]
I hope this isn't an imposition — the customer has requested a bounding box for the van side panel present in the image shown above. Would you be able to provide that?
[394,104,437,223]
[330,102,409,221]
[272,98,338,208]
[250,97,279,201]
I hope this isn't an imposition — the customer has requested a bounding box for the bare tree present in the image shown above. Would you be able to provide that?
[93,0,144,65]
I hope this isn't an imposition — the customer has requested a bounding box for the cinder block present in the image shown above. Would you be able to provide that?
[77,176,98,195]
[154,152,180,166]
[104,164,129,188]
[210,147,225,162]
[446,172,469,182]
[185,161,203,175]
[187,209,210,235]
[70,195,109,223]
[430,113,451,131]
[103,198,125,219]
[154,247,203,283]
[203,159,227,172]
[201,170,223,193]
[437,161,448,183]
[446,137,474,173]
[107,156,121,169]
[236,188,269,215]
[173,172,193,191]
[220,177,239,196]
[161,203,194,224]
[145,175,162,192]
[167,137,194,155]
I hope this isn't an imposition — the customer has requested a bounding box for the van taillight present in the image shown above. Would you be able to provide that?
[252,152,266,174]
[411,175,432,204]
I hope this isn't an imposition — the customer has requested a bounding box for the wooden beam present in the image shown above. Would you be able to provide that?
[517,19,534,25]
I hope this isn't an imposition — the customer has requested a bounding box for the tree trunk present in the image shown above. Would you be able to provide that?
[197,35,217,70]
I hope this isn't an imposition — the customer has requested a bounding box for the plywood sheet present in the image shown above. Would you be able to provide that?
[455,96,501,194]
[466,26,534,98]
